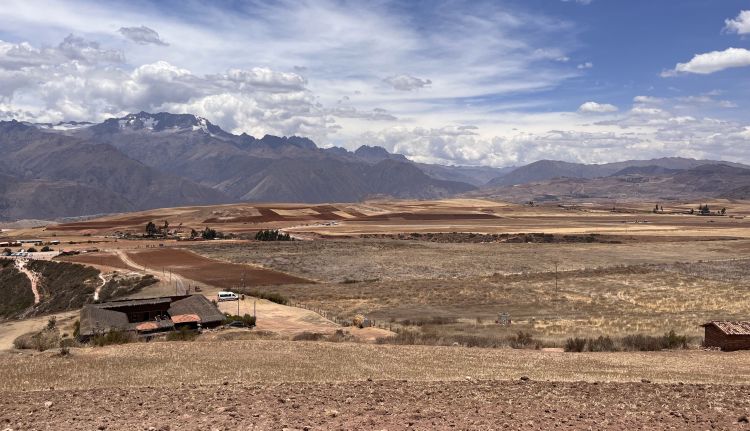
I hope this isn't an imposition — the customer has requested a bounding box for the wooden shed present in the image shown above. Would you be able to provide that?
[702,321,750,351]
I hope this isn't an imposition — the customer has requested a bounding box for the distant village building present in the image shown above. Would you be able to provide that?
[702,321,750,351]
[79,295,224,341]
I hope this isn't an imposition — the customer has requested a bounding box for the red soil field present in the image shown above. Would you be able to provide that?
[57,252,131,270]
[126,248,310,287]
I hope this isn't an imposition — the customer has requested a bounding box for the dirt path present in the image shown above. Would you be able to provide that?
[93,273,107,301]
[14,259,40,304]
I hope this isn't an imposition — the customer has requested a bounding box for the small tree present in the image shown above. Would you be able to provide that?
[145,221,158,236]
[202,227,218,240]
[27,247,38,253]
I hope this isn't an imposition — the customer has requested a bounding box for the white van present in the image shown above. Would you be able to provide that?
[217,291,239,302]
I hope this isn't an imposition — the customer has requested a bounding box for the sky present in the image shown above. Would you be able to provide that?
[0,0,749,167]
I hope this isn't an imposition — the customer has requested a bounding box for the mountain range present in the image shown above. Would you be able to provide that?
[0,111,748,220]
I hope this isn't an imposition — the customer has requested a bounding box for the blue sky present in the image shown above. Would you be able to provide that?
[0,0,749,167]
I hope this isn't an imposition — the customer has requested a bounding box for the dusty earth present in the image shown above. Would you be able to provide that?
[2,380,750,430]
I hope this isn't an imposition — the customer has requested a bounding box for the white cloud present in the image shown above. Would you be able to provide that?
[663,47,750,76]
[577,62,593,69]
[578,101,618,113]
[383,74,432,91]
[724,10,750,35]
[118,26,169,46]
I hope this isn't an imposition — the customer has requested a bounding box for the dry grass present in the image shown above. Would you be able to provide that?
[2,340,750,392]
[192,238,750,283]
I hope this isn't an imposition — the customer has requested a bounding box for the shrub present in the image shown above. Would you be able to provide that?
[91,330,135,347]
[41,246,52,252]
[13,329,60,351]
[621,331,688,351]
[564,337,587,352]
[292,331,326,341]
[26,247,38,253]
[508,331,540,349]
[223,314,256,327]
[58,346,71,357]
[352,314,365,328]
[46,316,57,330]
[241,290,289,305]
[255,229,292,241]
[166,327,198,342]
[587,335,616,352]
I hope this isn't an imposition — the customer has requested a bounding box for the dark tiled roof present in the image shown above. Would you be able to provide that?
[703,321,750,335]
[79,305,130,337]
[94,297,175,309]
[169,295,225,324]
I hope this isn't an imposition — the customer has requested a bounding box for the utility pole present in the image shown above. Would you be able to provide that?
[553,260,559,291]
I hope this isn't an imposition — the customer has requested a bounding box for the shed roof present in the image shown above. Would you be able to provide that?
[703,321,750,335]
[168,295,224,324]
[79,305,130,337]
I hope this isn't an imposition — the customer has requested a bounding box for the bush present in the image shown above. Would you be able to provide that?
[241,290,289,305]
[13,329,60,351]
[352,314,365,328]
[41,246,52,252]
[508,331,540,349]
[223,314,256,327]
[292,331,326,341]
[587,335,616,352]
[91,330,135,347]
[564,331,691,353]
[255,229,292,241]
[58,346,71,357]
[564,337,587,352]
[621,330,688,351]
[46,316,57,330]
[166,327,198,342]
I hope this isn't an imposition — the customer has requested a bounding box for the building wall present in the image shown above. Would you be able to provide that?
[704,325,750,351]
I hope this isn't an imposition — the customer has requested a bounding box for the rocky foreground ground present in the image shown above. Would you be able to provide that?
[3,379,750,430]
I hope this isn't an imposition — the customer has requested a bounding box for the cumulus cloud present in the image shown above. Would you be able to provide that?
[578,101,618,113]
[0,36,329,138]
[383,74,432,91]
[118,25,169,46]
[724,10,750,35]
[663,47,750,76]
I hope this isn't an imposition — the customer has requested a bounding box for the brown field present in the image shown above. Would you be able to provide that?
[4,380,750,430]
[2,342,750,430]
[125,247,310,288]
[3,341,750,391]
[57,252,131,271]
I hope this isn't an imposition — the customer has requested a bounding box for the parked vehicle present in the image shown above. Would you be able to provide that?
[217,291,239,302]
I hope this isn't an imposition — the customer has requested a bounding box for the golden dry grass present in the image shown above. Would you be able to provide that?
[2,340,750,392]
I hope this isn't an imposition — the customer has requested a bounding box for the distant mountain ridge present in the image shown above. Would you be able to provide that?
[473,163,750,203]
[2,110,748,220]
[485,157,749,187]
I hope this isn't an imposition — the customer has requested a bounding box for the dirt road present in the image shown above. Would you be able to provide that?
[14,259,40,304]
[2,380,749,430]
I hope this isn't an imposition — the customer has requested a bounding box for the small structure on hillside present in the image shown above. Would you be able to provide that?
[79,295,224,341]
[702,321,750,351]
